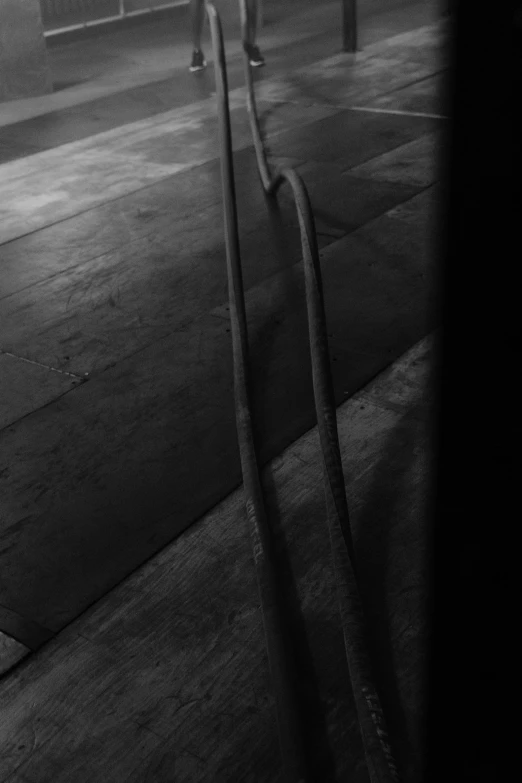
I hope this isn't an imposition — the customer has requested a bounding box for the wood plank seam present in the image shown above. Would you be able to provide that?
[350,106,447,120]
[257,70,447,115]
[0,333,433,781]
[0,604,55,652]
[0,349,85,380]
[0,24,445,247]
[0,117,335,247]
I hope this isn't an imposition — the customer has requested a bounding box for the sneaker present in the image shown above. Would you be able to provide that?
[244,43,265,68]
[189,49,207,72]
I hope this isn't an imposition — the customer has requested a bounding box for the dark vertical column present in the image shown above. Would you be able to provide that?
[0,0,53,102]
[426,4,517,782]
[341,0,357,52]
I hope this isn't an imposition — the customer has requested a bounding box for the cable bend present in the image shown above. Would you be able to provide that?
[207,5,309,782]
[208,1,401,781]
[238,3,402,780]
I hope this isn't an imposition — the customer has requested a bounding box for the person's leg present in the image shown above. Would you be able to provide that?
[189,0,207,71]
[245,0,257,45]
[244,0,265,66]
[190,0,205,51]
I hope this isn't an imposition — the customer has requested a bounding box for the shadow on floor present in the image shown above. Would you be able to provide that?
[353,401,430,783]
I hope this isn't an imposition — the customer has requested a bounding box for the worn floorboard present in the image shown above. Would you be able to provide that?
[0,181,437,633]
[0,164,421,376]
[0,150,297,299]
[0,334,433,782]
[0,16,443,685]
[252,23,446,109]
[0,21,445,247]
[0,108,437,300]
[0,352,83,429]
[360,73,449,117]
[0,98,338,246]
[0,18,445,161]
[348,132,439,187]
[0,103,437,250]
[0,632,29,678]
[266,110,439,170]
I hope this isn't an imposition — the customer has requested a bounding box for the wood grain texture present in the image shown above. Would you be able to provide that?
[0,96,337,246]
[0,17,443,779]
[0,181,437,632]
[0,352,83,429]
[0,107,433,302]
[348,132,440,187]
[358,331,438,414]
[252,23,445,108]
[0,161,419,376]
[0,21,445,247]
[0,630,29,676]
[0,335,433,782]
[267,110,439,170]
[359,74,448,118]
[0,150,299,301]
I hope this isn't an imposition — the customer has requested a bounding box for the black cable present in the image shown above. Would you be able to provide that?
[207,5,308,781]
[208,1,400,779]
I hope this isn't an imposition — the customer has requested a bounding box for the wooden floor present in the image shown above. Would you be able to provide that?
[0,0,437,129]
[0,334,435,782]
[0,13,445,774]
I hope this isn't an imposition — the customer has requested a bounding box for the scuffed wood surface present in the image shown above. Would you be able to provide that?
[0,22,445,246]
[0,182,437,633]
[0,335,433,782]
[0,97,336,246]
[0,352,83,430]
[362,74,449,118]
[0,161,419,376]
[0,631,29,677]
[251,23,446,108]
[349,133,439,188]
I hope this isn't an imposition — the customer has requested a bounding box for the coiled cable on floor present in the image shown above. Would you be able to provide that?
[208,1,400,780]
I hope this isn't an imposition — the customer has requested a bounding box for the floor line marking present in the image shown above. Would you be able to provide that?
[257,69,446,116]
[259,96,446,122]
[0,103,341,247]
[0,60,445,245]
[349,106,447,120]
[0,349,86,379]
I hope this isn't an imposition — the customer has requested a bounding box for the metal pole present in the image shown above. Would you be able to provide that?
[341,0,357,52]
